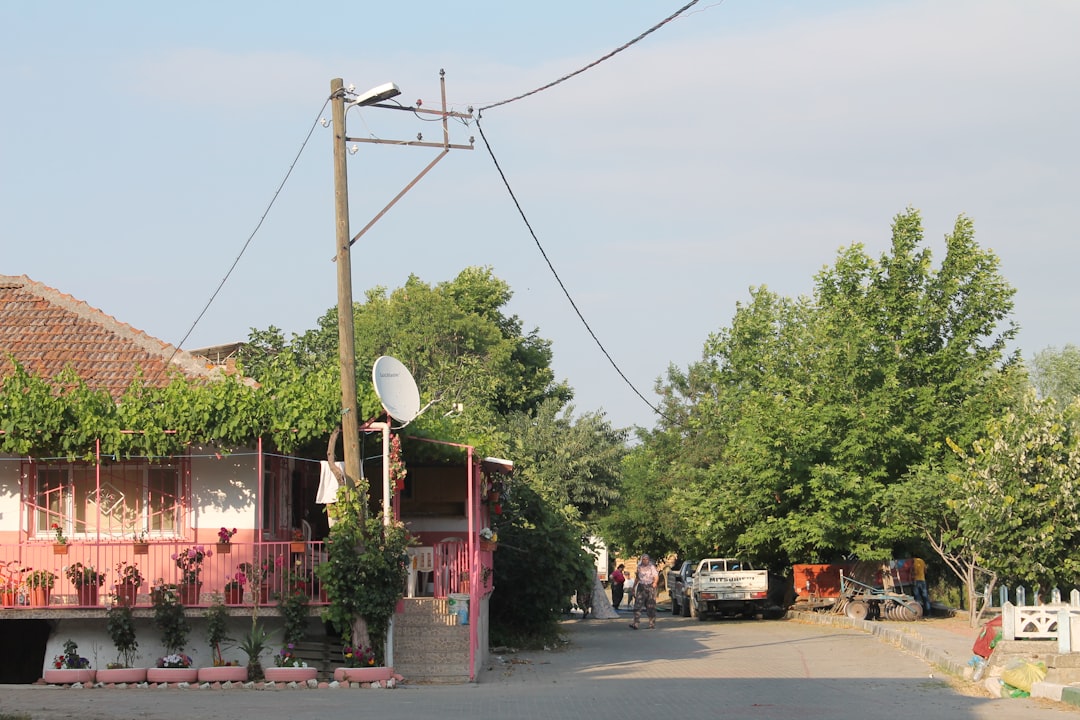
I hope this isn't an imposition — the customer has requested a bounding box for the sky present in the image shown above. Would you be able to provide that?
[3,1,1079,432]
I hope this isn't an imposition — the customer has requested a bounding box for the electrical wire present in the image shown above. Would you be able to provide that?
[474,117,675,426]
[479,0,702,112]
[162,96,332,369]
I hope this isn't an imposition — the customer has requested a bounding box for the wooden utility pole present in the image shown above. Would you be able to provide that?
[331,77,362,490]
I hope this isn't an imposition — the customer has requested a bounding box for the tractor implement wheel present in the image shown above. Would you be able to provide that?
[845,600,869,621]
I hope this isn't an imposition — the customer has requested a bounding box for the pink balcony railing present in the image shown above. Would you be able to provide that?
[0,540,329,609]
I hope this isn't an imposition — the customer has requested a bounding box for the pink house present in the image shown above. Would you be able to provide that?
[0,274,503,683]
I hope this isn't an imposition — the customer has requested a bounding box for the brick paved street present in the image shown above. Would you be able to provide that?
[0,615,1071,719]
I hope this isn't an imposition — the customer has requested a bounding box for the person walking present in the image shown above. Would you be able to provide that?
[611,564,626,610]
[629,554,659,630]
[623,570,635,609]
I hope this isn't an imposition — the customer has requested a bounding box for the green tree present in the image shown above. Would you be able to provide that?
[636,209,1017,571]
[947,392,1080,597]
[1030,345,1080,407]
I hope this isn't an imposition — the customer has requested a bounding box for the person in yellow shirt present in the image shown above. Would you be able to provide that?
[912,556,931,617]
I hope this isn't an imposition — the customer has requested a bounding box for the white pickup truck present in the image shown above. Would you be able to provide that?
[683,558,770,620]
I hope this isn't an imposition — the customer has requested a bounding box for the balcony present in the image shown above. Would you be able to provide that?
[0,540,329,616]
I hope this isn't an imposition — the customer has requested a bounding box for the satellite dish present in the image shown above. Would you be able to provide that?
[372,356,421,423]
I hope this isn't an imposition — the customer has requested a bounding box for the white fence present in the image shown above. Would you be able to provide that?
[1000,588,1080,653]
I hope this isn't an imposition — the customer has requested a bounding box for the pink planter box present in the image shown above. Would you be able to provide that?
[43,668,96,684]
[96,667,148,684]
[197,666,248,683]
[333,666,393,683]
[263,666,317,683]
[146,667,199,684]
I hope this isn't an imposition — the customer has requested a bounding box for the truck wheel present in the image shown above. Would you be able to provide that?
[698,609,708,621]
[682,597,691,617]
[671,596,679,614]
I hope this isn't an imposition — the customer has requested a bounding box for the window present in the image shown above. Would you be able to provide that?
[30,459,187,539]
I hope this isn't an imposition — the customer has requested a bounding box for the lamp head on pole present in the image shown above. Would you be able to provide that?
[349,82,401,107]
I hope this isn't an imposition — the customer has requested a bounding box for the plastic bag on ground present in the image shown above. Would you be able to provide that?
[1000,658,1046,693]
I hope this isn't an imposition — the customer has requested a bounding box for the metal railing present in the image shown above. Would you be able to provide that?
[0,540,329,609]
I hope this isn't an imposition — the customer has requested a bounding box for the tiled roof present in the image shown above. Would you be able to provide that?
[0,274,222,399]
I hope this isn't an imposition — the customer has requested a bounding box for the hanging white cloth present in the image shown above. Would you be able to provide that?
[316,461,344,504]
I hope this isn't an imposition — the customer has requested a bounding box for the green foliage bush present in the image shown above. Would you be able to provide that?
[317,483,409,662]
[489,482,594,643]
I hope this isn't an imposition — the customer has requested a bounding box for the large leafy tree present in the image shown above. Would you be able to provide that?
[633,208,1018,570]
[945,392,1080,604]
[1030,345,1080,407]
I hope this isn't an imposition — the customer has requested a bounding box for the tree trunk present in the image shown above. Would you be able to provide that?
[351,616,372,653]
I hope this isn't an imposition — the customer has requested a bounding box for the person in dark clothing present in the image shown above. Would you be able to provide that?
[611,564,626,609]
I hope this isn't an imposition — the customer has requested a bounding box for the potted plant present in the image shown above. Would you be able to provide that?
[223,569,247,605]
[26,569,56,606]
[280,558,310,598]
[98,602,147,684]
[66,562,106,606]
[289,527,306,554]
[479,526,498,551]
[265,585,316,682]
[172,545,212,605]
[334,643,392,684]
[264,642,316,683]
[148,580,196,683]
[51,523,68,554]
[132,531,149,555]
[238,619,270,681]
[43,639,94,684]
[217,526,237,554]
[198,601,246,683]
[112,560,143,606]
[0,561,24,607]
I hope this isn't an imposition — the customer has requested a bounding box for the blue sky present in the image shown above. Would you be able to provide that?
[3,1,1078,432]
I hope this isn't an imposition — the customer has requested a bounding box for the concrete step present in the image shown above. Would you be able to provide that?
[395,630,466,651]
[1046,667,1080,684]
[394,661,469,684]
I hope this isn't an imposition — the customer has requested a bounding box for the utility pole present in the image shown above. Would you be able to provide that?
[331,77,362,491]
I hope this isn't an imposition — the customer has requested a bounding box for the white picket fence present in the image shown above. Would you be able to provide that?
[999,587,1080,653]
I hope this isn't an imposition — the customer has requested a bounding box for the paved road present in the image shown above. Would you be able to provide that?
[0,615,1072,719]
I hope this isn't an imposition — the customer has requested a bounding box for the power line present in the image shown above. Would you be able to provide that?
[474,117,674,425]
[479,0,702,112]
[163,97,332,368]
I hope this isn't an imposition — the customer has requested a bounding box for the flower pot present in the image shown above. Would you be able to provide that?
[258,586,270,605]
[333,666,393,683]
[480,540,497,552]
[133,542,149,555]
[30,587,51,607]
[198,665,247,683]
[1,590,15,607]
[113,584,139,606]
[216,542,231,555]
[224,586,245,605]
[178,581,203,605]
[43,668,95,684]
[290,541,306,553]
[146,667,198,684]
[264,666,317,683]
[97,667,147,684]
[53,544,68,555]
[77,584,100,607]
